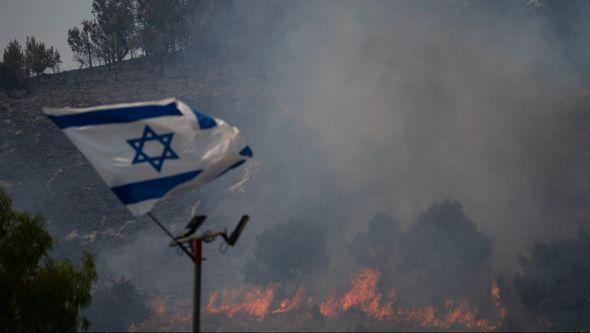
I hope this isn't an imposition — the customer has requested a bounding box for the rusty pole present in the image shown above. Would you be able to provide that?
[192,239,202,333]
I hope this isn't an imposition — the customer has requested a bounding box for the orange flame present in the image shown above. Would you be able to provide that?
[491,279,508,320]
[273,287,306,314]
[443,299,496,330]
[151,295,166,317]
[319,268,393,320]
[203,268,508,331]
[206,284,278,320]
[132,295,191,332]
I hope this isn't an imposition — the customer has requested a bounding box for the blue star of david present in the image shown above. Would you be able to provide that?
[127,125,179,172]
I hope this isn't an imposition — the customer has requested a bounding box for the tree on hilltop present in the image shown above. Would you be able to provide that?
[0,40,26,95]
[2,40,26,76]
[25,36,61,78]
[47,46,62,74]
[91,0,137,65]
[135,0,193,57]
[68,20,97,69]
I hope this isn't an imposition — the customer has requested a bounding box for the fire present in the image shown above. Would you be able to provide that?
[442,300,496,330]
[151,295,166,317]
[403,306,439,327]
[272,287,306,314]
[131,295,191,331]
[204,268,508,331]
[319,268,393,321]
[169,311,191,324]
[491,279,508,320]
[491,279,501,303]
[206,284,278,320]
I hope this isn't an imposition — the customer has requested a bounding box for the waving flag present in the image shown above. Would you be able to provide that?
[43,98,252,216]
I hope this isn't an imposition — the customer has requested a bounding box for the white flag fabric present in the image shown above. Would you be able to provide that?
[43,98,252,216]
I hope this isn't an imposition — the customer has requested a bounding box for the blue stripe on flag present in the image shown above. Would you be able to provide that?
[190,108,217,129]
[214,146,251,179]
[111,170,202,205]
[48,102,182,129]
[239,146,253,157]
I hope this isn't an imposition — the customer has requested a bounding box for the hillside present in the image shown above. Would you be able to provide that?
[0,53,299,331]
[0,53,279,231]
[4,54,590,331]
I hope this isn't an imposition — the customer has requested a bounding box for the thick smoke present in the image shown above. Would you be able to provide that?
[223,0,590,271]
[84,0,590,324]
[194,2,590,328]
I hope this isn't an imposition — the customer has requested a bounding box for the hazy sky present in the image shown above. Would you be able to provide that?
[0,0,93,71]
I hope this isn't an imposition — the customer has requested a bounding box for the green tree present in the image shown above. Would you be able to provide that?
[398,200,493,303]
[23,36,62,78]
[67,20,97,69]
[349,211,399,268]
[3,39,26,76]
[0,188,96,331]
[25,36,49,78]
[0,40,26,95]
[47,46,62,74]
[135,0,192,57]
[515,230,590,331]
[348,211,399,288]
[91,0,137,65]
[243,219,329,290]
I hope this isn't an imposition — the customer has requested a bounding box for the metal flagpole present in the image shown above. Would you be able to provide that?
[149,213,249,333]
[147,212,200,332]
[147,212,196,261]
[192,239,202,333]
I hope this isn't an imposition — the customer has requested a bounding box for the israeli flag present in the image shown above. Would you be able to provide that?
[43,98,252,216]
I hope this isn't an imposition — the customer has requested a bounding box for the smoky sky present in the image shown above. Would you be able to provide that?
[216,0,590,271]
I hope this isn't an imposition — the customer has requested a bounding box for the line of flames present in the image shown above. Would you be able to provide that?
[130,295,191,331]
[205,267,508,331]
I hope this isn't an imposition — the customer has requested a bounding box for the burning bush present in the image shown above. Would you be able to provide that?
[205,201,508,331]
[514,229,590,331]
[205,266,507,331]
